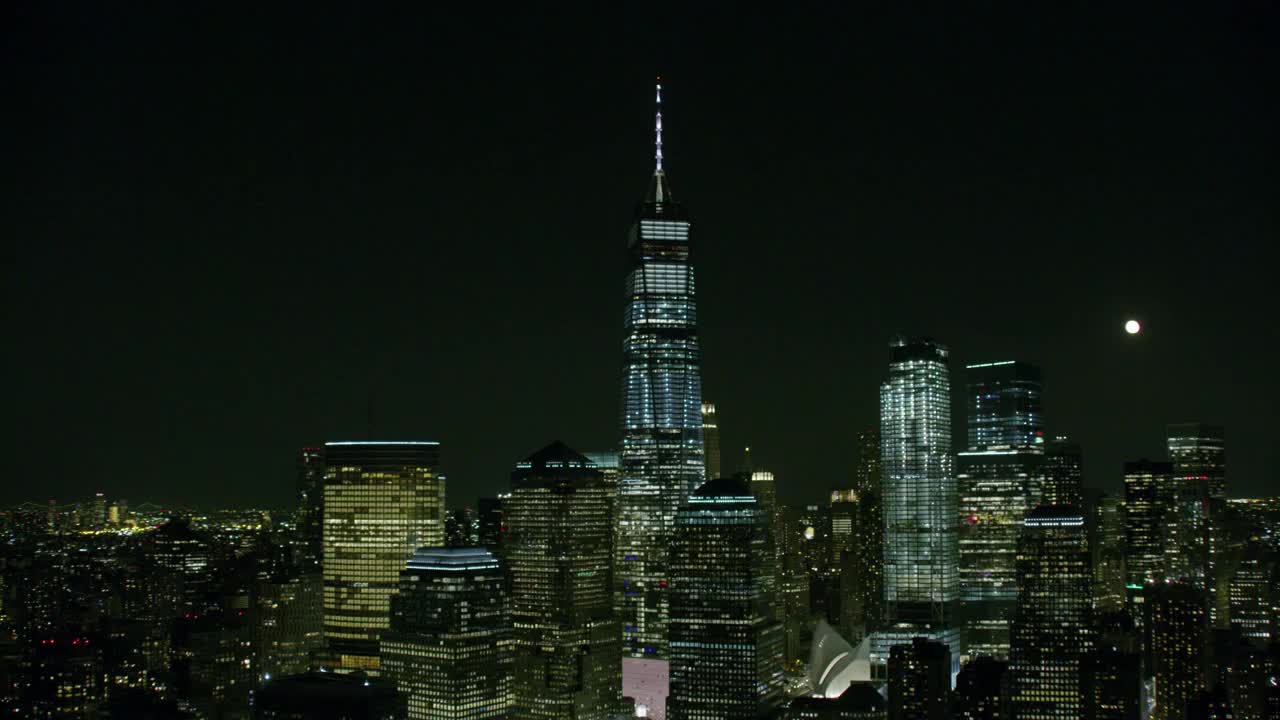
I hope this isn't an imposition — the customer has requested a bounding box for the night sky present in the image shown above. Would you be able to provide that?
[6,4,1278,508]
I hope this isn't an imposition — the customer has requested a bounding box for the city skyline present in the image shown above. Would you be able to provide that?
[7,4,1279,509]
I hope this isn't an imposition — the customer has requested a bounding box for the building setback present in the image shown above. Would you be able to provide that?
[380,547,512,720]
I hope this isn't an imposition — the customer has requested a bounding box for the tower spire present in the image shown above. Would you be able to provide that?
[654,77,663,173]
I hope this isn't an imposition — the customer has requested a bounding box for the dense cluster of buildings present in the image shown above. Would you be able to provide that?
[2,84,1279,719]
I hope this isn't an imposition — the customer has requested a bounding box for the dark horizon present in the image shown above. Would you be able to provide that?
[6,4,1278,509]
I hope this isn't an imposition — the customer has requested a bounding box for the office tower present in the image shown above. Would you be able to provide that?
[965,360,1044,449]
[444,509,476,548]
[1149,583,1209,720]
[1043,437,1084,507]
[1086,645,1143,720]
[784,685,887,719]
[1229,542,1278,645]
[380,548,512,720]
[616,81,705,677]
[173,610,256,719]
[254,671,406,719]
[22,632,104,718]
[296,446,325,573]
[506,442,621,720]
[476,497,504,549]
[886,638,951,720]
[1007,506,1094,719]
[1093,493,1128,615]
[584,451,621,490]
[255,569,325,678]
[1167,424,1227,501]
[701,403,721,481]
[1123,460,1172,586]
[667,476,784,720]
[958,360,1045,662]
[954,656,1007,720]
[1167,424,1227,621]
[853,429,881,496]
[322,441,446,673]
[875,337,961,674]
[149,516,213,614]
[832,490,882,642]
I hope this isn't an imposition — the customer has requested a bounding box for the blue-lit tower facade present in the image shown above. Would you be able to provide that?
[874,337,962,677]
[616,79,705,689]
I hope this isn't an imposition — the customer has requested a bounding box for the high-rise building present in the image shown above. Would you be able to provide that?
[1092,493,1128,616]
[295,446,326,573]
[958,361,1045,662]
[444,509,476,548]
[1085,645,1143,720]
[506,442,620,720]
[1166,424,1227,501]
[1042,437,1084,507]
[831,489,882,643]
[701,403,721,481]
[616,81,705,679]
[321,441,446,673]
[965,360,1044,449]
[853,429,881,497]
[254,568,325,679]
[1228,542,1277,645]
[1007,505,1094,719]
[1166,424,1227,621]
[667,476,784,720]
[380,548,512,720]
[1123,460,1172,587]
[476,497,505,550]
[954,656,1007,720]
[875,337,961,675]
[1149,583,1209,720]
[886,637,951,720]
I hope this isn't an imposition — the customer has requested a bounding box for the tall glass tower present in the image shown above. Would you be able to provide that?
[873,336,961,676]
[957,360,1044,661]
[616,79,705,675]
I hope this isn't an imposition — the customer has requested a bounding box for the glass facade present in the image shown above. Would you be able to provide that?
[875,337,960,673]
[322,441,446,673]
[379,547,513,720]
[507,442,621,720]
[617,84,705,664]
[667,477,784,720]
[295,446,326,573]
[1041,437,1083,508]
[1007,507,1093,719]
[957,449,1042,661]
[964,361,1044,450]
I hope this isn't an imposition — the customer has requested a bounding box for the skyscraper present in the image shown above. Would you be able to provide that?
[1166,424,1227,621]
[964,361,1044,449]
[1123,459,1171,587]
[616,81,706,679]
[295,446,325,573]
[1042,437,1084,507]
[875,337,961,675]
[853,429,881,497]
[886,637,951,720]
[506,442,620,720]
[379,547,512,720]
[667,476,784,720]
[321,441,446,673]
[701,403,721,481]
[1166,424,1226,501]
[1149,583,1209,720]
[958,361,1045,662]
[1007,506,1094,719]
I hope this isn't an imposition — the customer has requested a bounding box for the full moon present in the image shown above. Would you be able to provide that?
[1125,319,1141,335]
